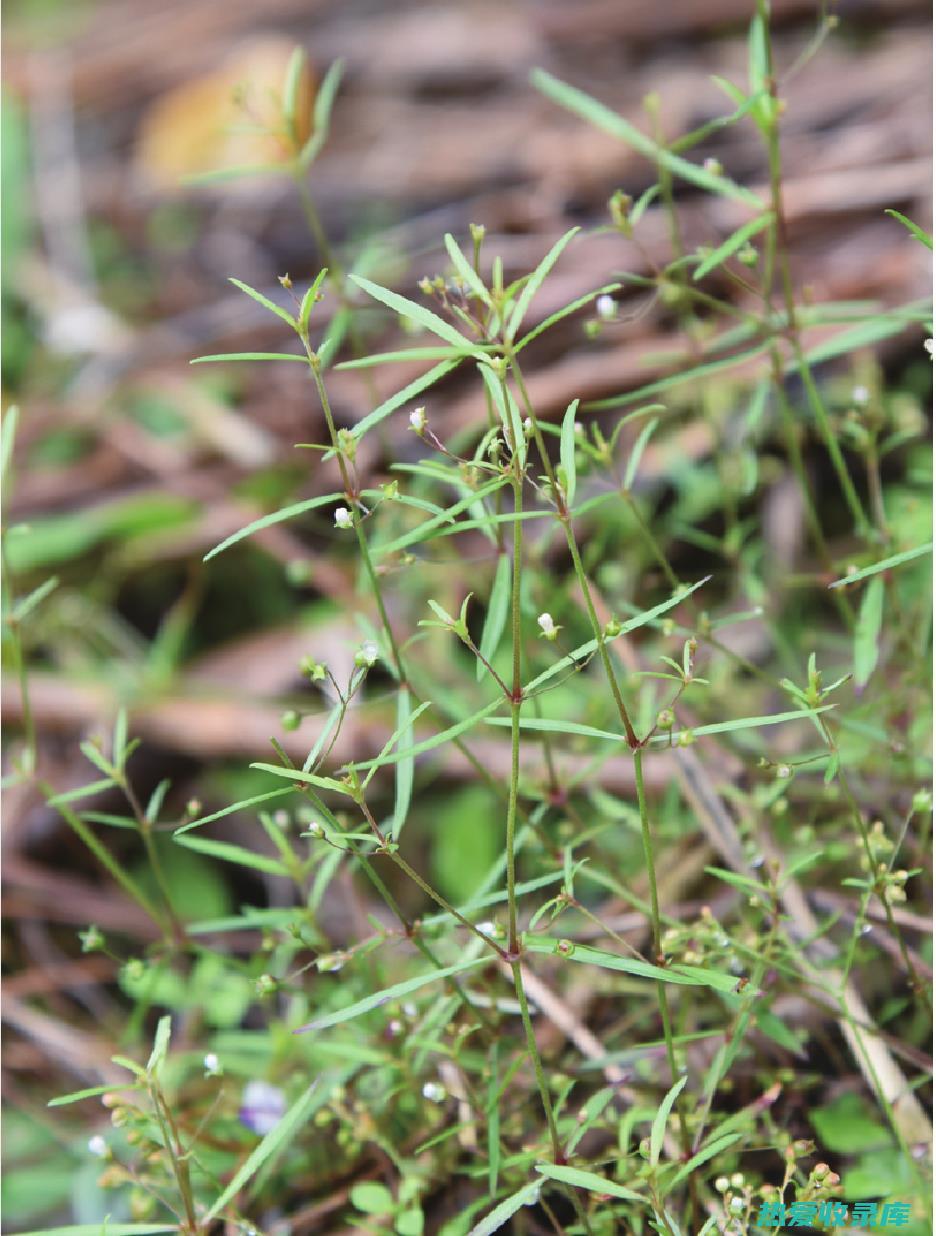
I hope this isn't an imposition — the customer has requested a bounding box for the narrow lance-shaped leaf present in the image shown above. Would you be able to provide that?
[203,1078,335,1221]
[191,352,307,364]
[1,405,19,479]
[350,273,471,349]
[535,1163,646,1204]
[506,227,579,340]
[229,277,297,330]
[299,268,329,336]
[693,211,772,281]
[147,1014,172,1075]
[514,282,621,352]
[624,417,659,491]
[444,232,492,306]
[204,492,343,561]
[884,208,933,250]
[480,364,526,466]
[532,69,764,208]
[175,787,295,836]
[282,46,308,142]
[559,399,579,506]
[298,59,345,169]
[389,689,417,839]
[854,575,884,689]
[467,1180,543,1236]
[174,833,292,877]
[295,956,487,1032]
[351,359,463,442]
[650,1075,687,1166]
[477,553,511,682]
[342,696,506,774]
[828,542,932,588]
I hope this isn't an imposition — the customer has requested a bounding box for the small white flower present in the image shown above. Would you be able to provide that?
[703,156,723,176]
[852,385,869,405]
[422,1081,446,1103]
[730,1172,745,1188]
[715,1177,730,1192]
[306,820,324,838]
[537,612,559,641]
[356,642,378,672]
[523,416,533,434]
[925,338,934,359]
[334,506,353,529]
[595,293,616,321]
[409,406,427,432]
[203,1052,221,1077]
[402,1002,417,1017]
[729,1197,745,1214]
[88,1134,108,1158]
[476,920,495,935]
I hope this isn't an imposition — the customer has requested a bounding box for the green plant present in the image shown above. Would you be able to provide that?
[6,10,933,1235]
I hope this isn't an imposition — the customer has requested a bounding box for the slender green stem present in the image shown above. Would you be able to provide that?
[509,357,639,749]
[511,959,562,1162]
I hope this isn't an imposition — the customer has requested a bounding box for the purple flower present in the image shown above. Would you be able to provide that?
[239,1080,286,1135]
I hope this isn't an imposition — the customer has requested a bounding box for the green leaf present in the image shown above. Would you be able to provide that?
[1,404,19,479]
[623,417,658,490]
[535,1163,646,1203]
[665,1133,743,1192]
[298,59,345,170]
[532,69,763,208]
[522,937,738,992]
[587,342,769,411]
[477,553,511,682]
[650,1075,687,1166]
[17,1228,178,1236]
[523,576,711,695]
[390,688,418,839]
[650,706,835,744]
[810,1093,890,1155]
[828,542,932,588]
[884,208,933,250]
[173,834,291,877]
[229,278,297,330]
[693,211,772,281]
[480,365,526,465]
[467,1180,542,1236]
[249,764,353,795]
[375,476,509,558]
[11,575,58,622]
[203,492,343,561]
[294,957,487,1032]
[339,347,480,369]
[506,227,579,340]
[747,14,774,132]
[299,269,329,336]
[344,696,506,774]
[48,1082,141,1107]
[560,399,579,506]
[351,359,463,442]
[146,1014,172,1075]
[351,274,470,348]
[444,233,492,307]
[351,1181,395,1215]
[203,1078,336,1221]
[183,162,286,186]
[191,352,307,364]
[515,283,621,351]
[854,575,884,688]
[174,787,295,836]
[282,47,308,143]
